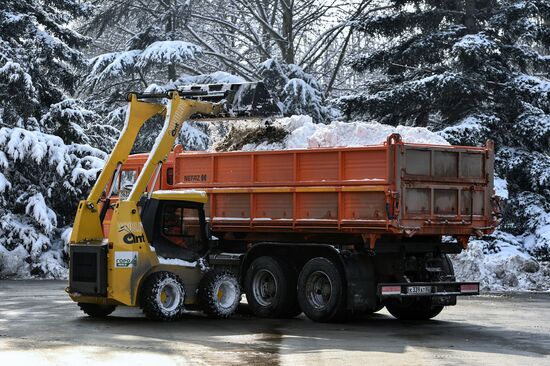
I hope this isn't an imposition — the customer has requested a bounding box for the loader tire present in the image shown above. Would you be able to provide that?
[140,271,186,321]
[245,256,301,318]
[386,298,443,320]
[297,257,346,323]
[78,303,117,318]
[198,270,241,318]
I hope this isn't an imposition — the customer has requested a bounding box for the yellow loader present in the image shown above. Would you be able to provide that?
[67,84,278,320]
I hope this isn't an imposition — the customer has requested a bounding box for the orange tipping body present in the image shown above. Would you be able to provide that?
[120,135,500,240]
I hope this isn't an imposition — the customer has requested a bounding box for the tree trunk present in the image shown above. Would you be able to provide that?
[262,0,272,56]
[464,0,477,33]
[281,2,294,64]
[166,0,177,81]
[326,28,353,95]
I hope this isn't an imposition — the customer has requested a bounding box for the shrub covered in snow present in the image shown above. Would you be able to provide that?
[0,127,106,278]
[0,0,112,278]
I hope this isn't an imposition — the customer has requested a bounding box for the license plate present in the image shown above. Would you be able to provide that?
[407,286,432,294]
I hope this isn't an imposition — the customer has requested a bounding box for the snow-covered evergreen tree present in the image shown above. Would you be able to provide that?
[259,59,336,122]
[340,1,550,259]
[0,0,110,277]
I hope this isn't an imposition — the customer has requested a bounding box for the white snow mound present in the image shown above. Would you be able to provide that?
[240,115,449,151]
[451,234,550,292]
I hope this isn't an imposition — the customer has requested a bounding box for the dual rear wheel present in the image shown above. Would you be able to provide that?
[244,256,301,318]
[245,255,449,322]
[245,256,346,322]
[297,257,346,322]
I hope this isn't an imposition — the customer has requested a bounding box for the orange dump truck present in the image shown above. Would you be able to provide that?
[114,134,499,321]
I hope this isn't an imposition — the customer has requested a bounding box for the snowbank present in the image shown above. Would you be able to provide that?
[451,233,550,292]
[240,115,449,150]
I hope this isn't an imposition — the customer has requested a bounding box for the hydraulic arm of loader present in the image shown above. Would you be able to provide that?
[70,92,222,244]
[127,94,222,202]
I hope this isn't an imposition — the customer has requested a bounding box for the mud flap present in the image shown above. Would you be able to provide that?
[341,253,377,312]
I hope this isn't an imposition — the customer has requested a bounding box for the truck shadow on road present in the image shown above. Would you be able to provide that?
[1,299,549,365]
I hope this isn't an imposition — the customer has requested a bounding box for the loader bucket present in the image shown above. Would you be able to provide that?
[178,82,282,117]
[130,82,282,118]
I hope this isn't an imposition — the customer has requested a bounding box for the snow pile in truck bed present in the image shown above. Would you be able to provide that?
[240,115,449,150]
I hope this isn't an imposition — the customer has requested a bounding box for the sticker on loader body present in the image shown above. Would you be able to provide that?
[115,251,138,268]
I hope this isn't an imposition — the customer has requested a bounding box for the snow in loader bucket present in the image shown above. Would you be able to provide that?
[130,82,282,118]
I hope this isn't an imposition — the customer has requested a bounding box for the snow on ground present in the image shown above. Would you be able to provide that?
[451,233,550,292]
[0,244,31,278]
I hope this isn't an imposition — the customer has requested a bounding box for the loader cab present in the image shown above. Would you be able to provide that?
[141,190,209,262]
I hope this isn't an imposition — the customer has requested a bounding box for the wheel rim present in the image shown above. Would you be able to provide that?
[305,270,332,310]
[215,280,238,309]
[252,269,277,307]
[157,280,181,312]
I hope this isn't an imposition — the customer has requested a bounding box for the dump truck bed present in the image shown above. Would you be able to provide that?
[167,134,498,239]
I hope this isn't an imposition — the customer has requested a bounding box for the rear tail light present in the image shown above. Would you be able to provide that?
[460,283,479,293]
[381,285,402,295]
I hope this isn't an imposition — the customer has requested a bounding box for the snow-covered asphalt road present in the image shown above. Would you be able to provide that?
[0,280,549,365]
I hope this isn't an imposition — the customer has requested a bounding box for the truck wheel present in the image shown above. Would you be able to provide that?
[78,303,117,318]
[297,257,346,323]
[245,256,300,318]
[386,298,443,320]
[198,270,241,318]
[140,271,186,321]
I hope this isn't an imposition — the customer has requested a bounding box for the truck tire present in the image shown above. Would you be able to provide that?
[297,257,346,323]
[140,271,186,321]
[198,270,241,318]
[78,303,117,318]
[244,256,300,318]
[386,298,443,320]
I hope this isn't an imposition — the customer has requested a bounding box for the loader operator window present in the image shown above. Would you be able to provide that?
[161,204,202,252]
